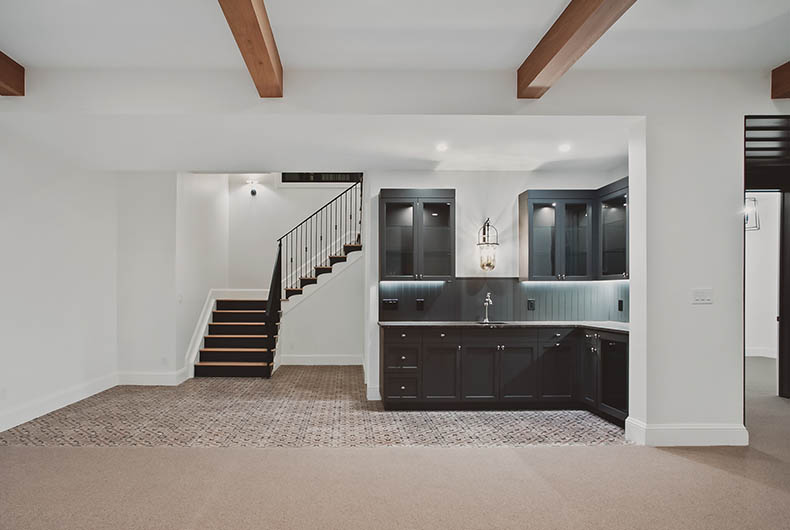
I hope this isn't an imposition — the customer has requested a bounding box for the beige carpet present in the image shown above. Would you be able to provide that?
[1,445,789,530]
[1,358,788,529]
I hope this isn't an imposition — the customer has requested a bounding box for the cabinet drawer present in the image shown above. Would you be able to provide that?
[383,376,418,399]
[383,327,421,344]
[539,328,574,343]
[463,327,534,345]
[421,327,460,344]
[384,345,419,372]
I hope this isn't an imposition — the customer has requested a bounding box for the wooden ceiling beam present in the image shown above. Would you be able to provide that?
[218,0,283,97]
[0,50,25,96]
[517,0,635,99]
[772,61,790,99]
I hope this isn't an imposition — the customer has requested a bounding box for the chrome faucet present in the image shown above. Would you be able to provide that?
[483,292,493,323]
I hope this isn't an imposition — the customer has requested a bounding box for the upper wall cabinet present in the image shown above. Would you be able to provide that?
[380,189,456,281]
[523,191,595,281]
[519,177,628,281]
[598,179,629,279]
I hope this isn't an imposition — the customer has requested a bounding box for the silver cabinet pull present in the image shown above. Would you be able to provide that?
[401,333,406,338]
[501,345,506,350]
[400,386,406,390]
[401,355,406,360]
[554,333,561,338]
[440,333,446,338]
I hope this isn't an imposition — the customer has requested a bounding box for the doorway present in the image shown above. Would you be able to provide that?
[744,115,790,400]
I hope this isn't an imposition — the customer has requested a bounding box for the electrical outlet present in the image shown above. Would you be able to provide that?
[527,299,536,311]
[618,299,624,312]
[691,288,714,305]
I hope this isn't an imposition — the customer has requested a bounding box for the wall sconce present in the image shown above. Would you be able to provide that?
[246,177,258,196]
[745,197,760,231]
[477,218,499,271]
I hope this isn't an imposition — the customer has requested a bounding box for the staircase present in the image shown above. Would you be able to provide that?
[194,179,363,378]
[194,298,275,377]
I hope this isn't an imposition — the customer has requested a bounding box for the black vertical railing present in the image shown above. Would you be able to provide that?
[277,180,363,301]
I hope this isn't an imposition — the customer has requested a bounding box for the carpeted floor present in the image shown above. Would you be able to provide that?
[0,366,625,447]
[1,359,788,529]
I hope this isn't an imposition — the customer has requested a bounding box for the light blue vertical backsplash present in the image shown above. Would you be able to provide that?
[516,280,629,322]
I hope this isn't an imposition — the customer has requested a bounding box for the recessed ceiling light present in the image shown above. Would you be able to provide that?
[435,142,449,152]
[558,143,572,153]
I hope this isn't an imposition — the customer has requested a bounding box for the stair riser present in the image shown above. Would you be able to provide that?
[199,351,274,363]
[299,278,317,288]
[204,336,271,349]
[329,256,346,265]
[208,323,267,335]
[195,365,272,378]
[212,311,267,323]
[216,299,267,311]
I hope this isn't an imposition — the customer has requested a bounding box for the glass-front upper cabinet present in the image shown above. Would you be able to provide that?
[598,179,629,279]
[526,195,593,280]
[380,189,455,280]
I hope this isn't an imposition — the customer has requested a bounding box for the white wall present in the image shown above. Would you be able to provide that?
[116,173,178,381]
[277,253,364,366]
[228,173,347,287]
[745,192,780,358]
[3,67,789,445]
[175,173,230,370]
[0,139,118,431]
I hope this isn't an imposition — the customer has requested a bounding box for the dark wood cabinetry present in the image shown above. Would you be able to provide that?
[519,178,628,281]
[539,328,576,401]
[499,344,539,401]
[380,189,456,281]
[380,325,628,425]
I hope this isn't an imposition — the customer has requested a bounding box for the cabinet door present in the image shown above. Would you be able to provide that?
[499,344,539,401]
[599,334,628,419]
[461,346,498,400]
[600,190,629,279]
[580,339,599,408]
[421,344,460,400]
[417,199,455,280]
[539,332,576,402]
[380,199,417,280]
[558,200,594,280]
[528,200,558,280]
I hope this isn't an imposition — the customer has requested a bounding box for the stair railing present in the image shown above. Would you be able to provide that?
[275,180,363,301]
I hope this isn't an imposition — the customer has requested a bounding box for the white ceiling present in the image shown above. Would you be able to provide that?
[0,113,631,173]
[0,0,787,71]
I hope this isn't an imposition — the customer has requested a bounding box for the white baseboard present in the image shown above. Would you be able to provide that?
[279,354,363,366]
[366,385,381,401]
[0,372,118,432]
[117,367,189,386]
[625,417,749,447]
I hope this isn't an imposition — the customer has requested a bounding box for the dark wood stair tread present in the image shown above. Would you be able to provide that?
[200,347,269,352]
[300,276,317,280]
[195,361,270,367]
[204,335,268,338]
[214,310,266,313]
[210,322,266,325]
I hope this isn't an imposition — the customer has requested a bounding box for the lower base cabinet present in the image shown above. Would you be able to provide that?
[421,344,460,400]
[381,325,629,426]
[499,345,539,400]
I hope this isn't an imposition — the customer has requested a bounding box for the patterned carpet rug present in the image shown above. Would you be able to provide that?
[0,366,626,447]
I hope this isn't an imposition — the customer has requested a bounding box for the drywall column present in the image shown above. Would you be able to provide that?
[116,173,179,384]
